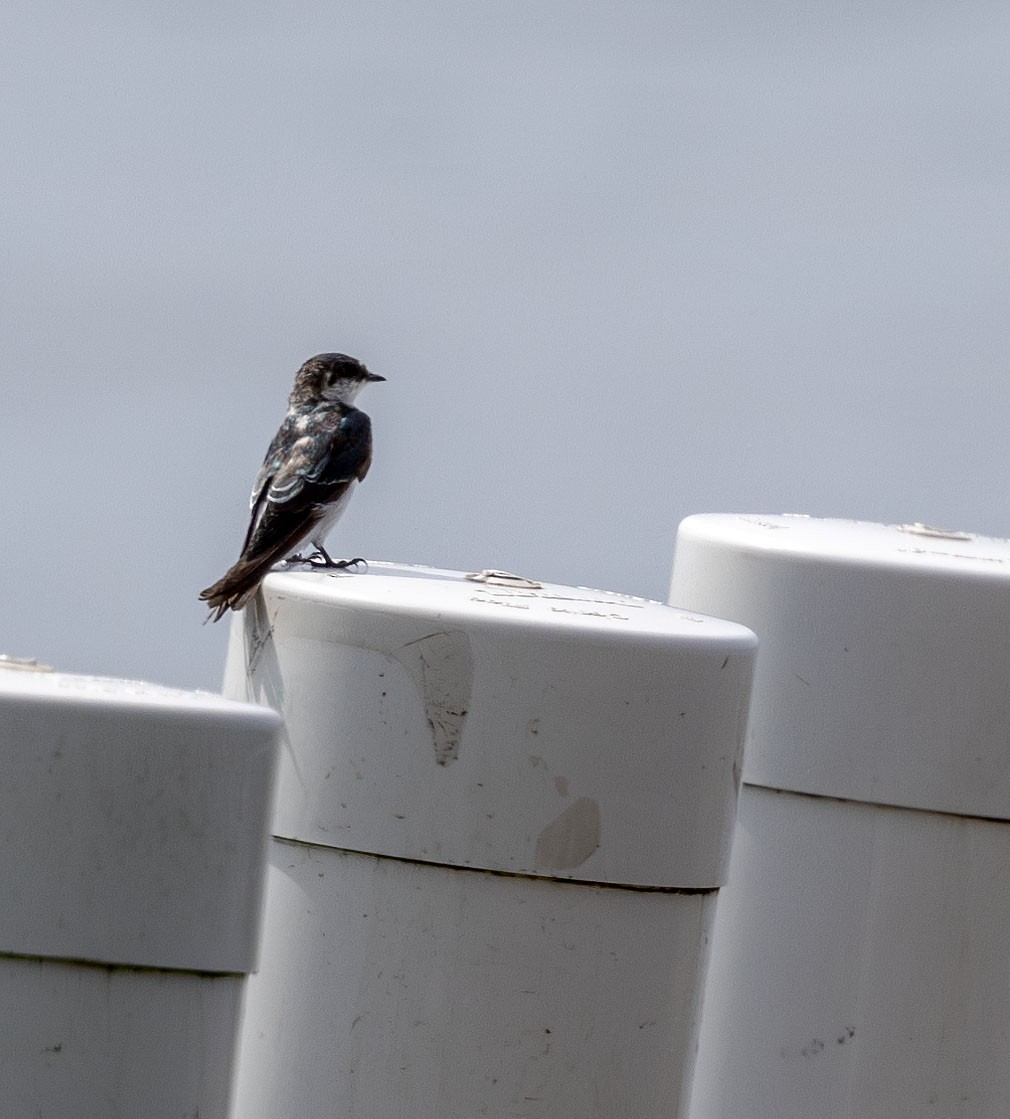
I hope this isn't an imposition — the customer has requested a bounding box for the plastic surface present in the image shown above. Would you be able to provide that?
[0,667,281,972]
[0,664,281,1119]
[231,845,716,1119]
[0,956,242,1118]
[224,562,757,888]
[670,514,1010,817]
[225,562,757,1118]
[669,514,1010,1119]
[689,787,1010,1119]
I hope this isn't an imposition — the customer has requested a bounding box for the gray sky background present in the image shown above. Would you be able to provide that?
[4,2,1009,691]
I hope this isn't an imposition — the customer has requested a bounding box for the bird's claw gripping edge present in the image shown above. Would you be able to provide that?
[290,548,368,572]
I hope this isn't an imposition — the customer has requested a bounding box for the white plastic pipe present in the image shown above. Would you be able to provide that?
[0,659,280,1119]
[223,562,757,1119]
[670,514,1010,1119]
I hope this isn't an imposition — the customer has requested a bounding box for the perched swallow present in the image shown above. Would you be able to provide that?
[200,353,384,621]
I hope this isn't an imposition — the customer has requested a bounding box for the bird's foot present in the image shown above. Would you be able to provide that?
[319,555,367,571]
[295,547,367,571]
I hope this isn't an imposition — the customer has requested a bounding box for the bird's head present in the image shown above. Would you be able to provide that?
[290,353,385,407]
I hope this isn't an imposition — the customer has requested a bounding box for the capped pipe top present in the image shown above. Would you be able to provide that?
[260,558,754,644]
[0,665,280,973]
[225,561,758,889]
[671,514,1010,819]
[677,514,1010,575]
[0,656,281,719]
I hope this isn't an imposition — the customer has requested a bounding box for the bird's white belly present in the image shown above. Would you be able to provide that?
[307,479,357,550]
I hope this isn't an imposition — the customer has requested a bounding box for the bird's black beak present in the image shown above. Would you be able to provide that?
[366,371,386,383]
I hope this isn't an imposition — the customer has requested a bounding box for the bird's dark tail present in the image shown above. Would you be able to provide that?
[199,556,275,623]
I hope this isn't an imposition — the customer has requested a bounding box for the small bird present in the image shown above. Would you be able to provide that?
[200,353,385,621]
